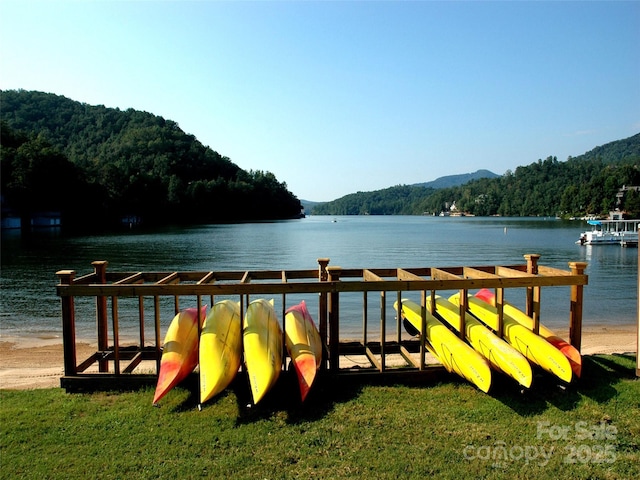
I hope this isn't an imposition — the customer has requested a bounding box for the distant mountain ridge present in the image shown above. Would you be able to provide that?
[412,169,499,189]
[303,169,498,210]
[311,132,640,217]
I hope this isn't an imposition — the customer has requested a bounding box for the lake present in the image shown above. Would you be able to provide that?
[1,216,637,342]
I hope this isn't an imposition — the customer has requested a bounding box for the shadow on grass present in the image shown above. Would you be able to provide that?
[149,353,638,418]
[487,353,637,416]
[234,369,366,426]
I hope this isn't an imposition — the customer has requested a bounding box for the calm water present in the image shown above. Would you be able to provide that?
[1,216,637,342]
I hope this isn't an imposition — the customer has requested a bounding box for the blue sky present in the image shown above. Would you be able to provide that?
[1,1,639,202]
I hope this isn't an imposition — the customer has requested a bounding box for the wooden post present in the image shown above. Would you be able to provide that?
[112,296,120,375]
[524,254,541,333]
[496,288,504,338]
[138,296,145,348]
[327,266,342,372]
[420,291,429,370]
[380,290,386,372]
[92,261,109,372]
[637,245,639,377]
[396,290,402,345]
[457,288,467,339]
[362,291,368,348]
[57,270,77,377]
[317,258,329,370]
[154,296,161,374]
[568,261,588,351]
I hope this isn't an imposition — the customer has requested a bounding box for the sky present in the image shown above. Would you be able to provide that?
[1,1,639,202]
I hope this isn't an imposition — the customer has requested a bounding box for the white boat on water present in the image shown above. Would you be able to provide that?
[577,219,639,246]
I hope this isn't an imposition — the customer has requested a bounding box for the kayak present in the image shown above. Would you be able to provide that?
[394,299,492,393]
[429,295,532,388]
[474,288,582,377]
[243,299,283,404]
[285,300,323,401]
[449,293,573,383]
[153,306,206,405]
[199,300,242,405]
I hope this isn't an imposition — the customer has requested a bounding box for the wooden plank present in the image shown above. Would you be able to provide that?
[363,269,384,282]
[463,267,500,279]
[76,353,99,373]
[365,346,382,371]
[113,272,144,285]
[197,272,216,284]
[537,265,574,277]
[400,345,420,368]
[123,352,144,373]
[58,275,589,298]
[431,268,462,281]
[157,272,179,284]
[397,268,424,281]
[73,272,98,284]
[496,266,537,278]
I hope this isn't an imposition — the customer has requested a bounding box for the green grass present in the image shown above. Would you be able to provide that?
[1,354,639,479]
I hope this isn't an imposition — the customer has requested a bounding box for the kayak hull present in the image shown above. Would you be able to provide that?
[394,299,492,393]
[199,300,242,405]
[450,293,573,383]
[475,288,582,377]
[285,300,322,401]
[430,295,532,388]
[243,299,283,404]
[153,306,205,405]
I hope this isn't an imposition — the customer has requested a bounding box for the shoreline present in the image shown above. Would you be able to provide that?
[1,324,637,390]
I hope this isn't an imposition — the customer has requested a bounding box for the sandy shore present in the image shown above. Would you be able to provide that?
[0,325,637,390]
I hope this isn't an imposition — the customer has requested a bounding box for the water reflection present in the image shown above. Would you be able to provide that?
[1,216,636,342]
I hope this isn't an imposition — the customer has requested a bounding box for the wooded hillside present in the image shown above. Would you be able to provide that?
[1,90,302,229]
[313,133,640,217]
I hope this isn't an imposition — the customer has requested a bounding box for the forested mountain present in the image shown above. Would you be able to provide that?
[312,185,437,216]
[313,133,640,218]
[1,89,302,229]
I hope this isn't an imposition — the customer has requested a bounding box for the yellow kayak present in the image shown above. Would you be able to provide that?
[153,306,206,405]
[394,299,491,393]
[199,300,242,405]
[285,300,323,402]
[449,293,573,383]
[243,299,283,404]
[429,295,532,388]
[475,289,581,378]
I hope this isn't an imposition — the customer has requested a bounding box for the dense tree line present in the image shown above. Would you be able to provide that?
[313,185,437,215]
[313,134,640,218]
[1,90,302,230]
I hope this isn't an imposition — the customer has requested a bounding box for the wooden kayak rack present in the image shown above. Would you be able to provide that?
[56,254,588,392]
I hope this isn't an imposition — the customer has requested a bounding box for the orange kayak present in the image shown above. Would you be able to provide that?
[153,306,206,405]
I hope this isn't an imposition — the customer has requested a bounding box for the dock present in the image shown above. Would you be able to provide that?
[56,254,590,392]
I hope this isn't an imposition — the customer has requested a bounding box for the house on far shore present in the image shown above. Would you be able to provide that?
[121,214,142,228]
[1,213,21,229]
[1,195,21,229]
[30,211,62,228]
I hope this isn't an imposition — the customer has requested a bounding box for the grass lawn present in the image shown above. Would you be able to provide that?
[1,353,638,479]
